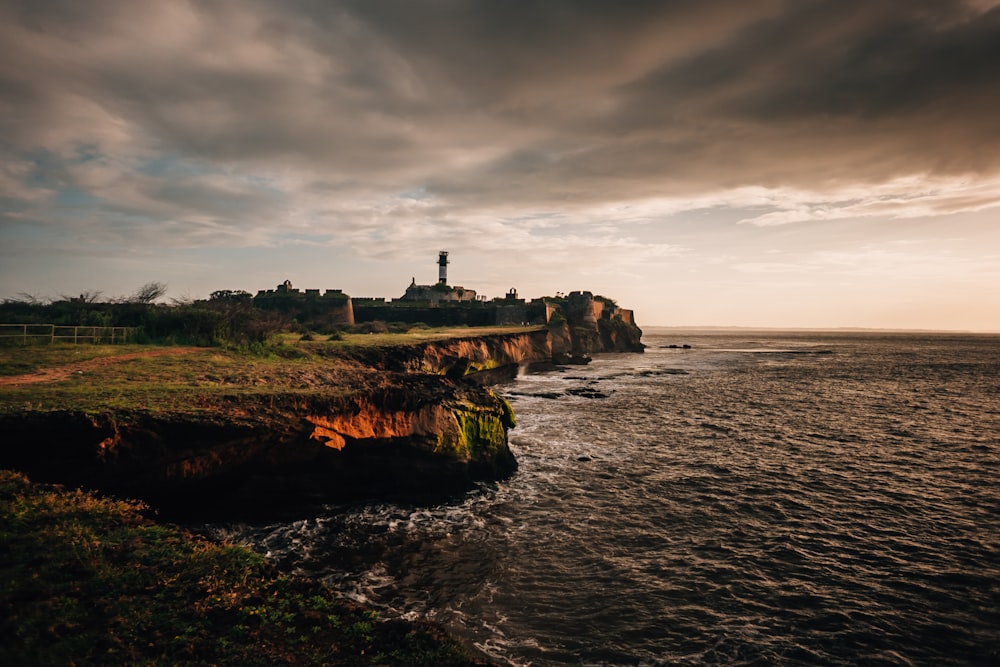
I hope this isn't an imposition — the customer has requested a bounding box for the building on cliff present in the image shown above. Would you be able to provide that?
[398,251,481,304]
[246,254,637,345]
[564,290,636,327]
[253,280,355,325]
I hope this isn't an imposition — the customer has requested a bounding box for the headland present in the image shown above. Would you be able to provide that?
[1,263,643,519]
[0,254,643,664]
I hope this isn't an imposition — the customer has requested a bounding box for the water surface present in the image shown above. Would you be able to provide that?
[215,330,1000,665]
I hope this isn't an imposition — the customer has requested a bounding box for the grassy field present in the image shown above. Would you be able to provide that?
[0,326,538,414]
[0,470,486,666]
[0,326,539,376]
[281,325,540,348]
[0,343,158,377]
[0,347,358,414]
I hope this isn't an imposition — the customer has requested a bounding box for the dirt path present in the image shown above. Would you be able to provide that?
[0,347,206,386]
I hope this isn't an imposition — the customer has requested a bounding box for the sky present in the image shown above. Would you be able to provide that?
[2,0,999,330]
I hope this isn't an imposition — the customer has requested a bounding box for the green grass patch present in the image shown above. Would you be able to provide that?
[0,344,156,377]
[0,330,540,414]
[0,347,364,414]
[0,470,486,666]
[287,325,541,350]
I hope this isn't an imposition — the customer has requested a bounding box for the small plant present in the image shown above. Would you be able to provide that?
[547,310,566,327]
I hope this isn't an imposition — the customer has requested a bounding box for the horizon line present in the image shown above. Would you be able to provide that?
[642,325,1000,335]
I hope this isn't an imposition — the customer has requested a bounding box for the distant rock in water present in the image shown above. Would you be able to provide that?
[553,352,592,366]
[566,387,610,399]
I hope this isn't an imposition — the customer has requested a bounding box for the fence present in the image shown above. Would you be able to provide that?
[0,324,137,345]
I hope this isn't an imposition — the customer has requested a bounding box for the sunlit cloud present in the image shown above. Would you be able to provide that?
[737,177,1000,226]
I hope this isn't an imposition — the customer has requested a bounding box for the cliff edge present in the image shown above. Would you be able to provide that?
[1,379,516,520]
[0,316,641,520]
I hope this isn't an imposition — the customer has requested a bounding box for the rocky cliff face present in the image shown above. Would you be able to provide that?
[350,321,641,375]
[547,292,644,362]
[348,329,553,379]
[0,377,516,520]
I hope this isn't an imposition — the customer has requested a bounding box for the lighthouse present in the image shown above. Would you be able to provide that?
[438,251,449,285]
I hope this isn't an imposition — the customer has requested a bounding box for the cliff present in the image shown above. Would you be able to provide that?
[0,321,641,520]
[0,376,516,520]
[347,314,642,375]
[346,329,554,379]
[546,292,644,362]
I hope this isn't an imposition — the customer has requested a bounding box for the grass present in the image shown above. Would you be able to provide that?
[0,344,157,376]
[284,325,541,349]
[0,470,488,666]
[0,346,363,414]
[0,327,540,414]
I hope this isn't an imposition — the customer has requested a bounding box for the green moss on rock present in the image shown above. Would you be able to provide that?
[436,395,513,461]
[497,395,516,429]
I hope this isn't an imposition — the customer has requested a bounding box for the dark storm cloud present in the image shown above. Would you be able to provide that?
[609,2,1000,177]
[1,0,999,247]
[326,0,1000,201]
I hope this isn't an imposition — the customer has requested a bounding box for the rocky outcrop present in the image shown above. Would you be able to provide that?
[547,292,645,362]
[346,318,640,375]
[341,329,554,379]
[0,378,516,520]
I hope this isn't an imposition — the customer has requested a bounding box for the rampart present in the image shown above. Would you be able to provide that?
[251,282,639,350]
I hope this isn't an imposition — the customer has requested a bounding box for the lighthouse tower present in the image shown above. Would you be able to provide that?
[438,251,449,285]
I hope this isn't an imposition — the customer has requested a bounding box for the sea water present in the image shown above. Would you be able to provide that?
[214,330,1000,665]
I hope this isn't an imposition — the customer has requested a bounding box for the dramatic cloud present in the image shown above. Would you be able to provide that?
[1,0,998,327]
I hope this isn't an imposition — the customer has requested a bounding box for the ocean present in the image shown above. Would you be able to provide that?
[214,329,1000,665]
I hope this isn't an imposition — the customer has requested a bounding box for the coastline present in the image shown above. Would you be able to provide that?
[0,318,642,519]
[0,321,642,663]
[0,330,540,665]
[0,333,540,520]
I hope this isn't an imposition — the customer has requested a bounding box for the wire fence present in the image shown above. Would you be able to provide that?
[0,324,137,345]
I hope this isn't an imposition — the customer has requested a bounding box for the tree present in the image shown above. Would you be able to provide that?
[12,293,47,305]
[58,290,103,304]
[209,289,252,302]
[130,282,168,304]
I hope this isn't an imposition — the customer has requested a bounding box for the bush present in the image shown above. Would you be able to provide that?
[547,310,566,327]
[351,321,388,334]
[387,321,412,333]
